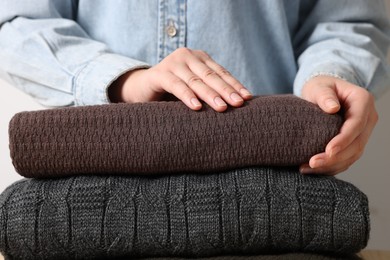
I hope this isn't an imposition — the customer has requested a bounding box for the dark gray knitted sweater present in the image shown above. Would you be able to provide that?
[142,253,360,260]
[0,167,369,260]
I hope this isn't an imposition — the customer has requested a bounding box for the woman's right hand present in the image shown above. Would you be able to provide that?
[108,47,252,112]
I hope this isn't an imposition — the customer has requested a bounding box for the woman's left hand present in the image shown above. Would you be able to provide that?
[299,75,378,175]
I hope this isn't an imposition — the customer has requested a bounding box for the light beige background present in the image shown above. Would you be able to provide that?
[1,2,390,250]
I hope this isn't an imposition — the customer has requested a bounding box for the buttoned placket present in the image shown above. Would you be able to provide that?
[158,0,187,62]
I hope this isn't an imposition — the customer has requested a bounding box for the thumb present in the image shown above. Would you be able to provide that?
[303,84,341,114]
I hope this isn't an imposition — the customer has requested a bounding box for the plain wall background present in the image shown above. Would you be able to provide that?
[1,1,390,250]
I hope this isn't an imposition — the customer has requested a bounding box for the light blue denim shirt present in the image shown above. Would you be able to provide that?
[0,0,389,107]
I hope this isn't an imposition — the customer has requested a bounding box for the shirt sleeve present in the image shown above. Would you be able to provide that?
[0,1,150,107]
[293,0,390,99]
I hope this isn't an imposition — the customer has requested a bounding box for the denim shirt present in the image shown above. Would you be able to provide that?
[0,0,389,107]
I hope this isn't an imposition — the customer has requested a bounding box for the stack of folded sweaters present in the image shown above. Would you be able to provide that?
[0,95,369,260]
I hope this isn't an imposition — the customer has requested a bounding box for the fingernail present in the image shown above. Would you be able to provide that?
[326,99,339,109]
[191,97,201,107]
[214,97,227,107]
[312,159,325,168]
[300,166,313,175]
[240,88,252,97]
[230,92,243,102]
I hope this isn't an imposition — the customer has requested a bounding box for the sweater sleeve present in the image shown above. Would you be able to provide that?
[0,0,150,107]
[293,0,390,99]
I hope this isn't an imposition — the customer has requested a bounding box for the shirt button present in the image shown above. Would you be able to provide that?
[166,21,177,37]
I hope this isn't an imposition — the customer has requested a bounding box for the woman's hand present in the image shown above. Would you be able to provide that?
[300,75,378,175]
[108,47,252,112]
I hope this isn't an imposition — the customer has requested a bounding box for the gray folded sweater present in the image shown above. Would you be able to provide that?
[142,253,360,260]
[0,167,369,260]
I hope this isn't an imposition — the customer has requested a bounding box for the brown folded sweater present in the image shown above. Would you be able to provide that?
[9,95,343,178]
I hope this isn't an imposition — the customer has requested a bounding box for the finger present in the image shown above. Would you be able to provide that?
[172,65,230,112]
[300,152,352,175]
[185,52,245,107]
[301,117,374,175]
[301,151,359,175]
[303,83,341,114]
[310,139,363,170]
[206,60,253,100]
[158,71,202,110]
[301,163,350,176]
[327,105,377,161]
[325,94,371,157]
[196,52,252,100]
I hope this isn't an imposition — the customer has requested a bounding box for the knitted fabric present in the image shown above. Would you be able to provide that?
[9,95,343,178]
[0,167,369,260]
[142,253,360,260]
[0,252,360,260]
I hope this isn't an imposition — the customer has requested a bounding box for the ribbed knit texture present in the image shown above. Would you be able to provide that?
[0,167,369,260]
[8,95,343,178]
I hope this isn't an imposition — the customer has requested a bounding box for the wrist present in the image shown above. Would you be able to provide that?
[303,75,338,93]
[108,69,146,103]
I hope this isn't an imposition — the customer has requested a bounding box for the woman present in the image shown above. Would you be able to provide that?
[0,0,389,175]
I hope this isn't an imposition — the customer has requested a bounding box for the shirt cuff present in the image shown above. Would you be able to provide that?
[293,62,363,97]
[74,53,150,106]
